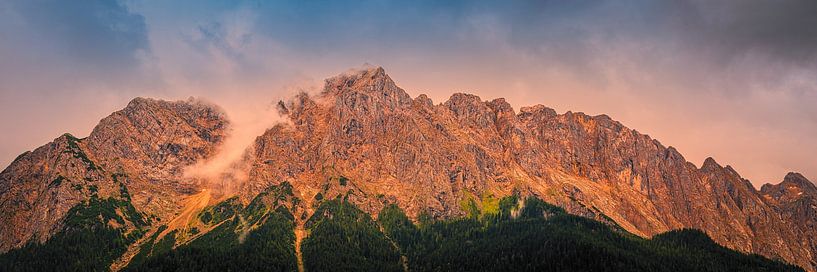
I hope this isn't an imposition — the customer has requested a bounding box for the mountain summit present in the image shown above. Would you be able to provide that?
[1,66,815,271]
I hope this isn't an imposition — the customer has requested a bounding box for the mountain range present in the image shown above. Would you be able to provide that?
[1,67,815,271]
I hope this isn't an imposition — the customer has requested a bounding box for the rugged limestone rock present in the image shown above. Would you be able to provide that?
[84,97,228,217]
[0,134,115,251]
[243,67,817,271]
[763,173,817,269]
[1,66,815,271]
[0,97,228,252]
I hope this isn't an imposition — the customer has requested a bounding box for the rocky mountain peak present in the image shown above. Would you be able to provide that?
[83,97,225,186]
[325,66,387,90]
[783,172,815,189]
[118,97,225,130]
[701,157,723,171]
[517,105,558,124]
[758,173,817,271]
[444,93,499,128]
[413,94,434,108]
[124,96,156,109]
[323,66,412,110]
[0,96,230,254]
[519,104,556,115]
[762,172,817,200]
[487,98,513,113]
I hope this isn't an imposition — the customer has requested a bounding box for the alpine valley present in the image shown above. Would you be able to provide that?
[1,67,814,272]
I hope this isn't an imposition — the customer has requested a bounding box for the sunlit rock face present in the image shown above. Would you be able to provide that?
[0,97,228,252]
[762,173,817,270]
[1,66,816,271]
[244,67,816,271]
[84,97,228,216]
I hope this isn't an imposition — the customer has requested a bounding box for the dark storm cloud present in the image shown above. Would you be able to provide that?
[0,0,151,91]
[457,0,817,79]
[11,0,147,64]
[658,0,817,67]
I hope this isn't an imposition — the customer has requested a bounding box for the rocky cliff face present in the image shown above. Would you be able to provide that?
[84,97,228,217]
[1,66,815,271]
[0,97,228,252]
[243,67,817,271]
[762,173,817,269]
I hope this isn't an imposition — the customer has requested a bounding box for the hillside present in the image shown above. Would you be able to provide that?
[0,66,814,271]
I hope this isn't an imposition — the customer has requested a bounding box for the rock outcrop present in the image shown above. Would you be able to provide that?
[762,173,817,269]
[84,97,228,216]
[0,97,228,252]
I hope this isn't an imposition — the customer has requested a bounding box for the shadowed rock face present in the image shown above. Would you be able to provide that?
[245,67,816,271]
[0,97,228,252]
[1,66,815,271]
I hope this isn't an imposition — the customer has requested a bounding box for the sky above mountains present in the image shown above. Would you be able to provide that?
[1,0,816,186]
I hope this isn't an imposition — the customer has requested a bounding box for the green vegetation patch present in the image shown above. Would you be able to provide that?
[128,226,169,266]
[127,202,297,271]
[198,197,241,225]
[3,187,800,272]
[49,175,66,187]
[62,133,98,171]
[0,194,149,271]
[303,198,403,272]
[379,196,802,272]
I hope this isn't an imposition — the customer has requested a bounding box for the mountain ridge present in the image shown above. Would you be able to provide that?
[1,66,815,271]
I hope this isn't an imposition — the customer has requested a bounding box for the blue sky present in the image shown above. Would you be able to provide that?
[1,0,816,186]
